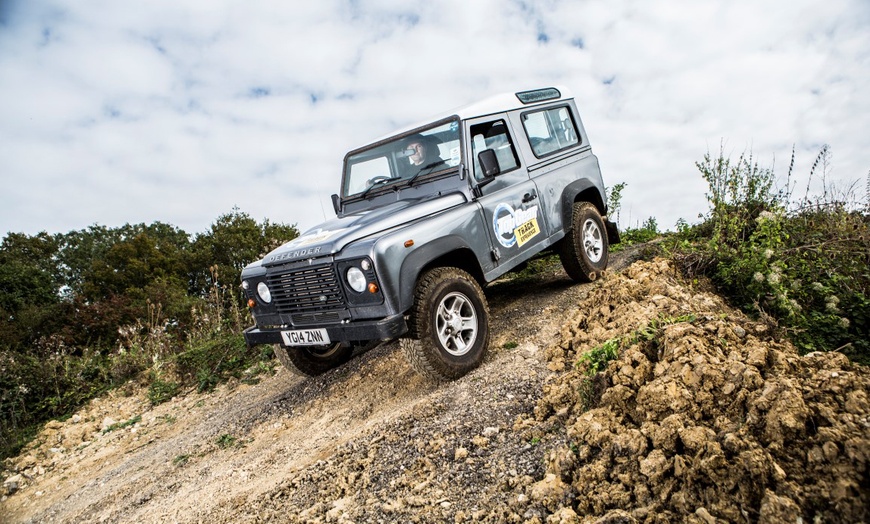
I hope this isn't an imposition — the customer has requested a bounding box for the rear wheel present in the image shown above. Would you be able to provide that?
[273,342,354,376]
[400,267,490,381]
[558,202,609,282]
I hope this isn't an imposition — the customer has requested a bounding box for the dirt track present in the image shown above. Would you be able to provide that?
[2,249,868,523]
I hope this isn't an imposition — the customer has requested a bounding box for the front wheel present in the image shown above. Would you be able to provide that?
[558,202,609,282]
[400,267,490,381]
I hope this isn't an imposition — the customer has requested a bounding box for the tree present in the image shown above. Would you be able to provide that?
[190,209,299,298]
[0,232,62,313]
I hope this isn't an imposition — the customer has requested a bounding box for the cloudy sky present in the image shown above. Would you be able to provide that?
[1,0,868,238]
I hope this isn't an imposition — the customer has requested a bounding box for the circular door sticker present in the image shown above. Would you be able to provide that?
[493,203,540,248]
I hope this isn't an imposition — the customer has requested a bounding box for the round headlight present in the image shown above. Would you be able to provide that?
[257,282,272,303]
[346,267,367,293]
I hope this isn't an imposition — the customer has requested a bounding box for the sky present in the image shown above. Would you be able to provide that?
[1,0,868,238]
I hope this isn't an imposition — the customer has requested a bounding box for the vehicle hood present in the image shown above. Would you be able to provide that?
[261,193,467,266]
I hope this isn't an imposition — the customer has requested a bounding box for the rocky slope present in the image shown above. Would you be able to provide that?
[2,253,868,523]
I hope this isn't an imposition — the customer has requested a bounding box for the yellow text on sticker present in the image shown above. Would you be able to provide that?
[515,218,541,247]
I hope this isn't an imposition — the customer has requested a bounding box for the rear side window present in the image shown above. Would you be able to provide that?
[521,106,579,158]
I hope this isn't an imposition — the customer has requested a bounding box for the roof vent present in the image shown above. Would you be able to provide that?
[516,87,561,104]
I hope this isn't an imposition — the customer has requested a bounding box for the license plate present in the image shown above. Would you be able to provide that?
[281,328,331,346]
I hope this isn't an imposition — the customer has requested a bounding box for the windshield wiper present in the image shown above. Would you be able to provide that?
[359,177,398,199]
[405,161,447,188]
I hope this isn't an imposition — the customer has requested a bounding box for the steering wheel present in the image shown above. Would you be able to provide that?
[366,175,394,187]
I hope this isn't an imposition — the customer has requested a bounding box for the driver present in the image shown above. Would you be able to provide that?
[401,134,444,178]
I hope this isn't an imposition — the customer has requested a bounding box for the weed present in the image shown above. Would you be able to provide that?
[241,361,274,385]
[503,253,561,283]
[216,433,237,449]
[196,368,219,393]
[578,378,596,412]
[503,341,519,350]
[147,378,179,406]
[612,217,660,253]
[578,338,620,376]
[103,415,142,434]
[575,314,697,411]
[173,454,190,466]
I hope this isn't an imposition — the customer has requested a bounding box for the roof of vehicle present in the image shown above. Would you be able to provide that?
[371,86,574,143]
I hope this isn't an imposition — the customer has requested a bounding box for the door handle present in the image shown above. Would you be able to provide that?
[522,193,537,203]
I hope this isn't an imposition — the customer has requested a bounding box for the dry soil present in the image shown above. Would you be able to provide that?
[2,249,867,523]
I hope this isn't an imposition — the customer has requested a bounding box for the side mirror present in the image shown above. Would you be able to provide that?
[331,193,341,216]
[478,149,500,178]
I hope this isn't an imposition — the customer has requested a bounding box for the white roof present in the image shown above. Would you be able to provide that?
[372,85,573,143]
[451,85,573,120]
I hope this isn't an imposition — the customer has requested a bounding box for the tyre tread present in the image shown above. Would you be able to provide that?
[558,202,609,282]
[402,267,490,381]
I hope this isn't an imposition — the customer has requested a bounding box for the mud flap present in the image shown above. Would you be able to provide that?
[604,218,621,245]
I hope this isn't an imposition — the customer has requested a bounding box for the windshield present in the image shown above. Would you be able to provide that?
[342,119,461,198]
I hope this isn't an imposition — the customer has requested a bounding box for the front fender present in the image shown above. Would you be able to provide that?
[397,235,478,313]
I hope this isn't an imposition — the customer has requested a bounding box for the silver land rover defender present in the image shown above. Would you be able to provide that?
[241,87,619,380]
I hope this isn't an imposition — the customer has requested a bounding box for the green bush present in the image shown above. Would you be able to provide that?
[147,376,180,406]
[669,145,869,364]
[0,210,297,461]
[175,332,251,392]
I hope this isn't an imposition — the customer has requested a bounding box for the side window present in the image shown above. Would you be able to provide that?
[521,106,579,158]
[469,120,520,180]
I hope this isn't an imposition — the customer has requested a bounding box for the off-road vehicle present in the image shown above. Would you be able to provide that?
[241,87,619,380]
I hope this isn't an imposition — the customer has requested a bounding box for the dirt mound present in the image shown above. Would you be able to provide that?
[527,259,870,523]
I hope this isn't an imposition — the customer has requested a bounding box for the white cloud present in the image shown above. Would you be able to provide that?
[0,0,868,237]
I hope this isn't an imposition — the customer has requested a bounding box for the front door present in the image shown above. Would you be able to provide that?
[466,116,547,272]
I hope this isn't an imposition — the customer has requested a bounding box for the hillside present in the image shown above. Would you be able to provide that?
[2,251,868,523]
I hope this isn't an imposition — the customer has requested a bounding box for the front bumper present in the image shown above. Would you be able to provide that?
[243,314,408,347]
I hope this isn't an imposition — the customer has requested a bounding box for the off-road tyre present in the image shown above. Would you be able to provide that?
[558,202,609,282]
[400,267,490,382]
[273,342,354,377]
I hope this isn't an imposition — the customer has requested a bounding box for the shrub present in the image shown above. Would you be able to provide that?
[0,210,294,461]
[670,145,869,364]
[147,376,180,406]
[175,333,251,392]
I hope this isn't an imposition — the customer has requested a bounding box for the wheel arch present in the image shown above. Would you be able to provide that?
[560,179,607,230]
[398,237,485,315]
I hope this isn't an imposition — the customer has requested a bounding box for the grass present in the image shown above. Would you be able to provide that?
[216,433,237,449]
[103,415,142,434]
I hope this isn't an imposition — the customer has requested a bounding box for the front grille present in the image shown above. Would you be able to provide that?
[266,264,346,316]
[291,311,345,326]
